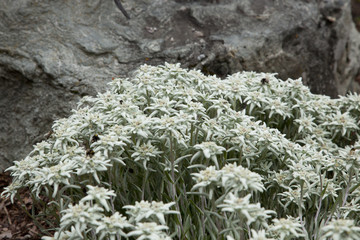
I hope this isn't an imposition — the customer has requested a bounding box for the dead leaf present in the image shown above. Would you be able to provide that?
[0,230,13,239]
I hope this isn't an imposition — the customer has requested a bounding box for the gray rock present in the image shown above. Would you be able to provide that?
[0,0,359,170]
[75,26,119,55]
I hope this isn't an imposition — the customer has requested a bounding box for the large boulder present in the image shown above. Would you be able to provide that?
[0,0,359,171]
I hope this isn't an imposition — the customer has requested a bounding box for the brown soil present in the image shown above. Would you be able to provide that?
[0,172,45,240]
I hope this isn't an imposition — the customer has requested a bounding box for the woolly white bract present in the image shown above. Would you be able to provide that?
[2,63,360,239]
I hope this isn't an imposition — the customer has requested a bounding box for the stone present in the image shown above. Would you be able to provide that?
[0,0,359,170]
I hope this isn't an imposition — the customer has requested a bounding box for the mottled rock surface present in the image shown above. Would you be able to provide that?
[0,0,359,170]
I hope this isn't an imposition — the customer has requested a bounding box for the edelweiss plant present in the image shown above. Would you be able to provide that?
[2,63,360,239]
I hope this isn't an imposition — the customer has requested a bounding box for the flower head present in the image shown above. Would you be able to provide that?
[127,222,170,240]
[124,200,178,225]
[320,219,360,240]
[96,212,133,239]
[81,185,116,212]
[269,217,305,240]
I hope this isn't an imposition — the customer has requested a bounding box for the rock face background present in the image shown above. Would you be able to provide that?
[0,0,360,171]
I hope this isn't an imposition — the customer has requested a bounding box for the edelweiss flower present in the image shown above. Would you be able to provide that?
[96,212,133,240]
[5,156,40,182]
[341,92,360,112]
[42,226,80,240]
[0,180,22,203]
[75,152,111,183]
[194,142,226,158]
[150,201,179,224]
[218,193,275,226]
[323,111,359,136]
[37,161,74,197]
[220,163,265,193]
[91,133,127,159]
[320,219,360,240]
[131,141,163,169]
[60,202,103,237]
[264,97,292,119]
[294,114,316,134]
[145,96,177,115]
[81,185,116,212]
[191,166,220,191]
[127,222,170,240]
[250,229,275,240]
[269,217,305,240]
[124,200,177,224]
[124,115,153,139]
[193,142,226,168]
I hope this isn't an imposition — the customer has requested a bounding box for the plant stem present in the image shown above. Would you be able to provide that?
[341,168,353,208]
[16,193,50,236]
[169,132,184,237]
[141,170,149,200]
[108,168,116,213]
[298,181,309,240]
[313,173,323,239]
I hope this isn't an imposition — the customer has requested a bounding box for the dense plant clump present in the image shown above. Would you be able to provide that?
[2,63,360,240]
